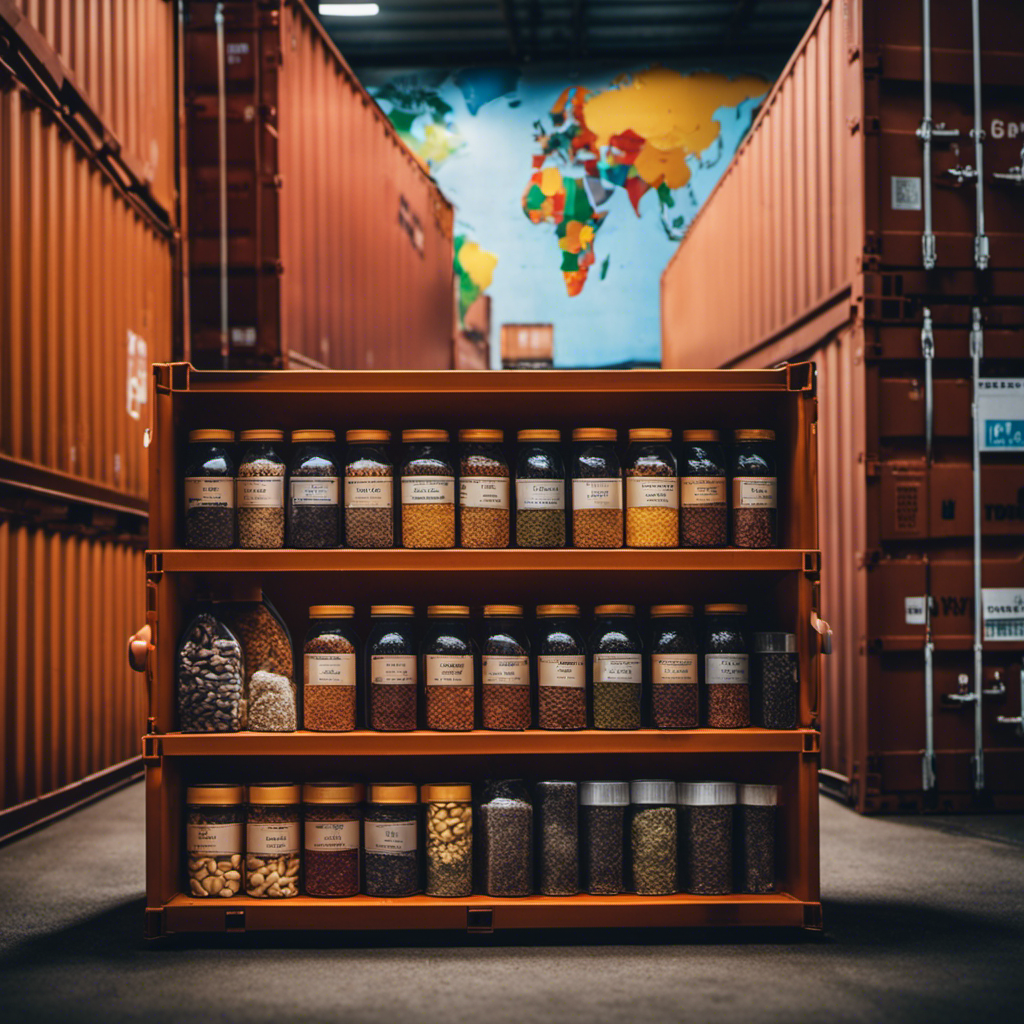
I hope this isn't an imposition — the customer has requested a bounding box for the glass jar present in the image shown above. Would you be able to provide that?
[515,429,566,548]
[367,605,417,732]
[400,429,455,548]
[649,604,699,729]
[752,632,798,729]
[364,782,420,897]
[536,780,578,896]
[731,429,777,548]
[536,604,587,730]
[579,780,628,895]
[288,429,340,549]
[176,610,244,732]
[236,429,286,548]
[571,428,622,548]
[591,604,642,730]
[302,782,363,898]
[421,605,475,731]
[680,429,727,547]
[303,605,358,731]
[678,781,735,895]
[737,783,778,894]
[478,780,533,897]
[704,604,750,728]
[246,782,301,898]
[459,428,510,548]
[630,780,677,895]
[481,604,531,731]
[185,783,244,898]
[344,429,394,548]
[183,429,235,548]
[625,428,678,548]
[422,783,473,898]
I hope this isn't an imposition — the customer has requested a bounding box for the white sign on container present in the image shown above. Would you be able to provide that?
[978,379,1024,452]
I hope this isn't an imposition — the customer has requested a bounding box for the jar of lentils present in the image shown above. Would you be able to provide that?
[303,605,359,731]
[649,604,699,729]
[591,604,643,730]
[364,782,420,897]
[367,605,417,731]
[680,429,727,547]
[288,429,340,549]
[184,429,235,548]
[579,780,629,895]
[625,428,678,548]
[737,783,778,893]
[344,429,393,548]
[630,780,678,896]
[236,429,286,548]
[421,605,475,731]
[752,632,798,729]
[246,783,301,898]
[303,782,363,898]
[571,428,622,548]
[481,604,531,730]
[459,428,510,548]
[422,783,473,898]
[515,429,566,548]
[536,604,587,730]
[678,781,735,895]
[185,783,244,898]
[732,429,778,548]
[704,604,750,728]
[400,429,455,548]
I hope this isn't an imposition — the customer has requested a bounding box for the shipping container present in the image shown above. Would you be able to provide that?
[501,324,554,369]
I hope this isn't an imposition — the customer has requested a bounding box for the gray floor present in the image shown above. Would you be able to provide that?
[1,783,1022,1024]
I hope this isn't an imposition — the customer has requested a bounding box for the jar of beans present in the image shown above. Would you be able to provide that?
[236,429,286,548]
[680,429,727,547]
[400,429,455,548]
[737,783,778,893]
[421,605,475,731]
[344,429,394,548]
[515,429,566,548]
[649,604,699,729]
[478,779,533,897]
[591,604,642,730]
[536,604,587,730]
[184,429,235,548]
[630,780,678,895]
[185,783,244,898]
[459,429,510,548]
[303,605,359,731]
[246,783,301,898]
[364,782,420,897]
[288,429,340,549]
[752,632,798,729]
[625,428,678,548]
[481,604,531,730]
[536,780,578,896]
[422,783,473,898]
[704,604,750,728]
[176,610,245,732]
[571,428,622,548]
[302,782,363,898]
[366,605,417,731]
[678,781,735,895]
[731,429,777,548]
[579,780,628,894]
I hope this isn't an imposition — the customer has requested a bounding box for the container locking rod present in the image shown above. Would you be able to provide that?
[970,0,989,269]
[970,308,985,790]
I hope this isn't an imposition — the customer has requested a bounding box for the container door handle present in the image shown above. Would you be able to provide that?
[128,624,152,673]
[811,611,833,655]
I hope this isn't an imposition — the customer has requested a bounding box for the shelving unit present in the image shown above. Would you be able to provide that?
[141,364,825,936]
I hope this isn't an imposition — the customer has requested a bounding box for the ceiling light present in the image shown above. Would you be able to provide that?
[319,3,380,15]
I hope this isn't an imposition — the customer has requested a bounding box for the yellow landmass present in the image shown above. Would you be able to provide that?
[540,166,564,197]
[634,140,691,189]
[458,240,498,290]
[419,123,463,166]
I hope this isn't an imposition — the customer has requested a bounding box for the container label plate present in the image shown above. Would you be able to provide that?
[982,588,1024,641]
[891,176,922,211]
[905,597,927,625]
[979,379,1024,451]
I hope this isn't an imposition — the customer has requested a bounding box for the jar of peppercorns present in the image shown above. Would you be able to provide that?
[344,430,393,548]
[731,429,777,548]
[481,604,531,730]
[184,430,235,548]
[236,429,286,549]
[421,605,475,731]
[515,430,566,548]
[536,604,587,730]
[400,430,455,548]
[288,429,340,549]
[704,604,750,728]
[680,429,727,547]
[625,428,678,548]
[649,604,699,729]
[571,428,622,548]
[459,429,510,548]
[302,782,363,897]
[590,604,642,730]
[366,605,418,731]
[303,605,359,732]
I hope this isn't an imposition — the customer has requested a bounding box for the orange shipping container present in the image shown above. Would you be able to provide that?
[501,324,554,368]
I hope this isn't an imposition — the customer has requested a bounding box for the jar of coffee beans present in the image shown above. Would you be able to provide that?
[536,604,587,730]
[400,429,455,548]
[680,429,727,547]
[591,604,642,730]
[176,610,245,732]
[649,604,699,729]
[630,780,678,895]
[288,429,340,549]
[236,429,286,548]
[752,632,798,729]
[303,605,359,731]
[344,430,393,548]
[704,604,750,728]
[185,783,244,898]
[366,605,417,731]
[421,605,475,731]
[302,782,363,898]
[625,428,678,548]
[481,604,531,730]
[184,430,235,548]
[459,429,509,548]
[246,783,301,898]
[571,428,622,548]
[478,780,533,897]
[678,781,735,895]
[364,782,420,897]
[731,429,777,548]
[737,783,778,894]
[422,783,473,898]
[579,780,628,895]
[515,429,566,548]
[536,780,578,896]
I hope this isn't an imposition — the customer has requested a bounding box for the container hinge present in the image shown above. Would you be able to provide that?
[142,735,163,764]
[993,143,1024,184]
[863,456,880,479]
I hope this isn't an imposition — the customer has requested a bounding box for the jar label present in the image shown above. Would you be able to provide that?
[733,477,777,509]
[365,819,417,853]
[572,478,622,510]
[345,477,393,508]
[247,821,300,857]
[371,654,416,684]
[706,653,749,685]
[594,653,642,684]
[425,654,472,686]
[305,820,359,851]
[681,476,727,506]
[186,822,242,855]
[305,652,356,686]
[482,654,529,686]
[184,477,234,509]
[236,476,284,508]
[401,476,454,505]
[626,477,679,508]
[460,477,510,509]
[516,479,565,510]
[538,655,585,688]
[652,653,698,684]
[290,476,339,506]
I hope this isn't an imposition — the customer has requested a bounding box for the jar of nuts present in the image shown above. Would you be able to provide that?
[481,604,531,730]
[459,429,509,548]
[185,783,244,898]
[649,604,699,729]
[422,783,473,898]
[731,429,777,548]
[679,429,727,547]
[288,429,340,549]
[236,429,286,549]
[302,782,363,898]
[183,429,235,548]
[536,604,587,730]
[303,605,359,731]
[246,782,301,898]
[625,428,678,548]
[590,605,643,730]
[421,605,475,731]
[367,605,418,732]
[704,604,750,728]
[571,428,622,548]
[515,430,566,548]
[400,429,455,548]
[344,430,394,548]
[364,782,420,897]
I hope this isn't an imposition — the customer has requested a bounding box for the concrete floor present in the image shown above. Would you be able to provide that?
[1,783,1022,1024]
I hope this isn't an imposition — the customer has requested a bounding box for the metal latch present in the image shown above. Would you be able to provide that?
[810,612,833,655]
[993,144,1024,184]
